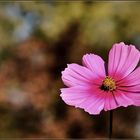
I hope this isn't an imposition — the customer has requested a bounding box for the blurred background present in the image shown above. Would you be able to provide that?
[0,1,140,138]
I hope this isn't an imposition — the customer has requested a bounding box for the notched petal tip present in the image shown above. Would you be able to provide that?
[61,63,74,76]
[115,42,139,52]
[82,53,106,78]
[115,42,125,46]
[84,108,102,115]
[112,42,136,49]
[111,42,124,48]
[61,63,74,72]
[108,41,140,79]
[61,70,65,75]
[60,88,63,93]
[67,64,71,67]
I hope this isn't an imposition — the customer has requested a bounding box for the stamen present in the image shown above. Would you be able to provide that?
[101,76,116,91]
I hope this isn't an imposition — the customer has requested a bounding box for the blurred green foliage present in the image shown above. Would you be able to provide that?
[0,1,140,48]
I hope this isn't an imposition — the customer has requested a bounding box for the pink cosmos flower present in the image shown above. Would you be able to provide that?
[60,42,140,115]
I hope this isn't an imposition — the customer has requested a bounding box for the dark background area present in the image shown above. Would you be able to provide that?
[0,1,139,138]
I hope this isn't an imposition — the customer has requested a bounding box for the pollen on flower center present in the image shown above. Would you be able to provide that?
[100,76,116,91]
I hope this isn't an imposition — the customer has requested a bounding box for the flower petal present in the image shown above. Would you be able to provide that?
[82,54,106,78]
[62,63,102,87]
[60,86,92,102]
[114,90,140,106]
[117,67,140,94]
[114,90,134,107]
[104,92,118,111]
[125,92,140,106]
[83,90,105,115]
[84,96,105,115]
[108,42,140,81]
[117,67,140,86]
[118,85,140,92]
[60,86,105,115]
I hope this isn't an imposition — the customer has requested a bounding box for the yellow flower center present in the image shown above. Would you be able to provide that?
[101,76,116,91]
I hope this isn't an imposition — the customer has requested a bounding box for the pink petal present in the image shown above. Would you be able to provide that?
[60,86,92,100]
[117,67,140,93]
[60,86,97,106]
[113,90,134,107]
[118,85,140,92]
[62,63,102,87]
[82,90,106,115]
[104,92,118,111]
[114,90,140,106]
[60,86,105,115]
[77,92,105,115]
[117,67,140,86]
[82,54,106,78]
[125,92,140,106]
[108,42,140,81]
[84,96,105,115]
